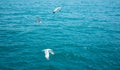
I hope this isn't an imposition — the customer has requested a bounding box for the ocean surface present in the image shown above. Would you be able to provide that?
[0,0,120,70]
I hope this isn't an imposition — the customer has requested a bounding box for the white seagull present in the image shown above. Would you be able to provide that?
[42,49,54,60]
[53,7,62,13]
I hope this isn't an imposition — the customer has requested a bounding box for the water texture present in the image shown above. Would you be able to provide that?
[0,0,120,70]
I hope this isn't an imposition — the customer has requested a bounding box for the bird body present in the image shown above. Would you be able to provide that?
[42,49,54,60]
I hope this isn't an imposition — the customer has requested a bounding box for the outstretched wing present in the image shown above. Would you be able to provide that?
[49,49,54,55]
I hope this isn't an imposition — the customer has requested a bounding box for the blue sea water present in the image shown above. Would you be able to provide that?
[0,0,120,70]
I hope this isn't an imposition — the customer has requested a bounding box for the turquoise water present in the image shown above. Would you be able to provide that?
[0,0,120,70]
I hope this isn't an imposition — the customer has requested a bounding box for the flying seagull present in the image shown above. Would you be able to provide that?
[36,16,41,23]
[42,49,54,60]
[53,7,62,13]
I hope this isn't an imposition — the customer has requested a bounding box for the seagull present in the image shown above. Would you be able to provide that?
[42,49,54,60]
[36,16,41,23]
[53,7,62,13]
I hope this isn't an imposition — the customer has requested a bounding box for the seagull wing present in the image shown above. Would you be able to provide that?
[44,50,50,60]
[53,7,62,13]
[49,49,54,55]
